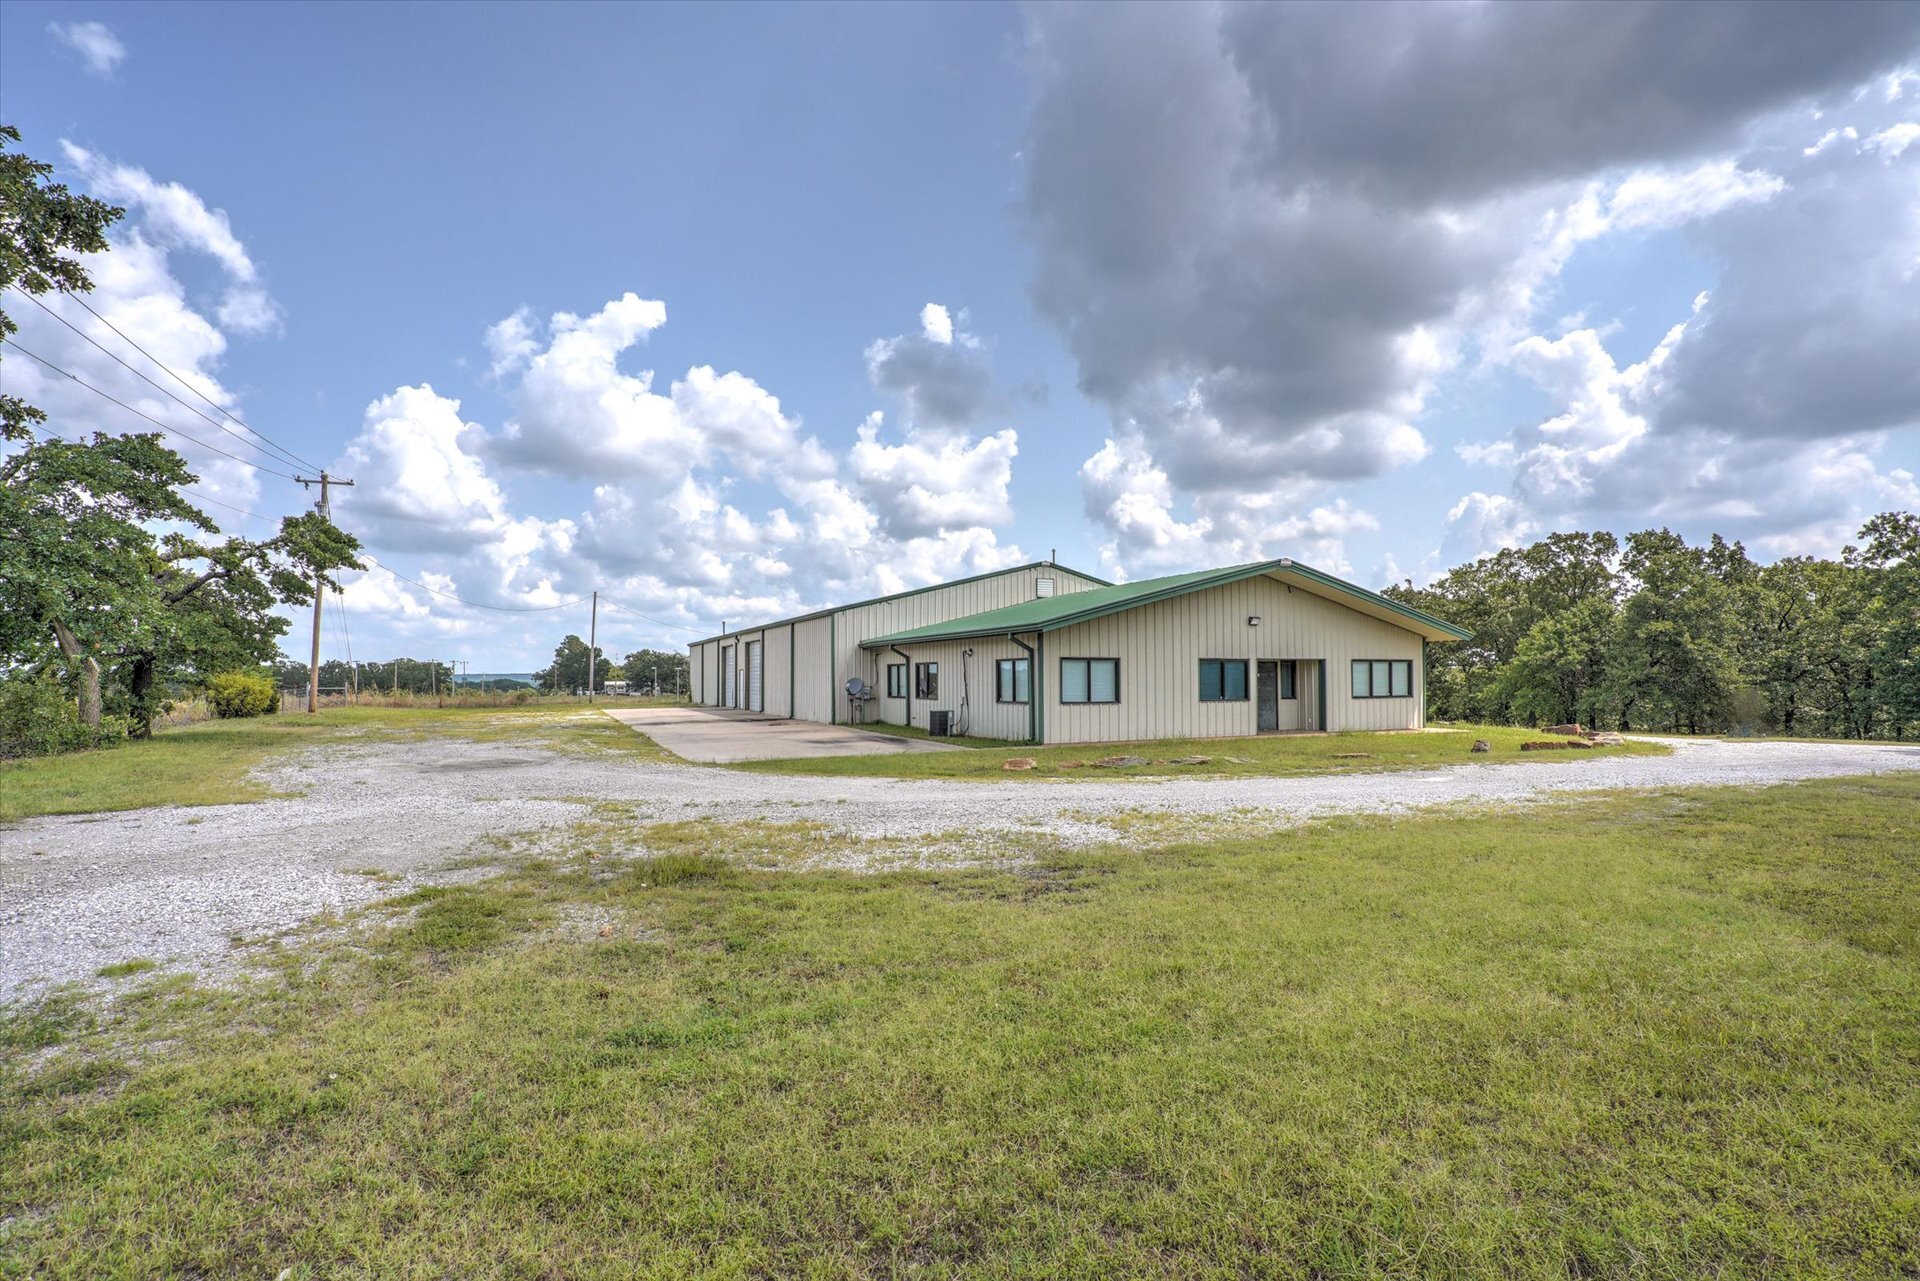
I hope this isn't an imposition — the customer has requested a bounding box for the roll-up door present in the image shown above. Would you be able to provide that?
[747,641,763,712]
[722,645,736,708]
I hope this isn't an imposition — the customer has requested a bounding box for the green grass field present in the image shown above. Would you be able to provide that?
[731,721,1668,779]
[4,775,1915,1278]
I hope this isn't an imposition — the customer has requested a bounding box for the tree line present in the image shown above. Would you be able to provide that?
[1383,516,1920,738]
[535,637,689,694]
[271,658,460,695]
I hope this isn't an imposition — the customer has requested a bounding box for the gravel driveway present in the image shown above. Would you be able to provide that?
[4,733,1916,1003]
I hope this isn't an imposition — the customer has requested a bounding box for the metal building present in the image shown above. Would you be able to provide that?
[686,558,1468,744]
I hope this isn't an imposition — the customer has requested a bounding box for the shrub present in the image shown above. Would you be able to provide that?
[206,671,276,719]
[0,673,115,759]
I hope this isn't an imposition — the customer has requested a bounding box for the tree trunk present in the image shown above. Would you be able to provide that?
[49,618,102,729]
[129,654,156,739]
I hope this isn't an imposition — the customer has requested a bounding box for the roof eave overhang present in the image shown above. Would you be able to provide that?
[686,559,1113,647]
[860,558,1470,647]
[859,625,1029,649]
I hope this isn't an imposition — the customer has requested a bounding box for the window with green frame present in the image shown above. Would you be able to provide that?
[1060,657,1119,704]
[915,662,939,699]
[1351,658,1412,698]
[1198,659,1248,702]
[886,663,907,698]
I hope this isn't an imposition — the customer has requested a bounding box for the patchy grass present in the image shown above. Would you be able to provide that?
[0,990,91,1052]
[0,705,662,824]
[730,721,1668,780]
[92,959,157,980]
[4,774,1917,1278]
[0,721,298,824]
[839,718,1030,749]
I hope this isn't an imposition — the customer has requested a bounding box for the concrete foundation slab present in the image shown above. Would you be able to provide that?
[602,706,967,763]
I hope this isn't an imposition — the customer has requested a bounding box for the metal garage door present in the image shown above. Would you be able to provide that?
[722,645,736,708]
[747,641,763,712]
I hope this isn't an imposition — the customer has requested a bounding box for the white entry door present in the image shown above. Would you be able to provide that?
[747,641,763,712]
[721,645,736,707]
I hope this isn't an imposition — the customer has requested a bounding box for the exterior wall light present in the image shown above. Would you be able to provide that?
[1248,615,1262,626]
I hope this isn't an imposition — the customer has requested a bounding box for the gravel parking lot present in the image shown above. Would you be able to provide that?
[3,733,1916,1003]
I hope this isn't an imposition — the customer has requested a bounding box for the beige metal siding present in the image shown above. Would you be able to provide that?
[1040,575,1424,743]
[791,617,834,722]
[830,565,1103,721]
[862,637,1035,741]
[694,640,720,706]
[762,624,794,717]
[690,564,1101,726]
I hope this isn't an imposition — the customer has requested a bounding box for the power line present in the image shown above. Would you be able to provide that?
[19,419,279,530]
[14,418,704,634]
[357,554,590,612]
[181,488,278,526]
[2,338,302,480]
[7,286,316,473]
[597,596,707,633]
[51,286,323,472]
[334,584,356,671]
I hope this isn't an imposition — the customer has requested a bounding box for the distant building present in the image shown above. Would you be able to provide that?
[602,680,631,696]
[686,559,1468,744]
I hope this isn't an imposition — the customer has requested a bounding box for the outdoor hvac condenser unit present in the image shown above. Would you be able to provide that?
[929,710,954,737]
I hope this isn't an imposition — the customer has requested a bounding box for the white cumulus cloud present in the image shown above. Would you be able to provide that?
[7,148,289,516]
[50,21,125,77]
[61,142,282,335]
[327,294,1034,657]
[920,302,954,345]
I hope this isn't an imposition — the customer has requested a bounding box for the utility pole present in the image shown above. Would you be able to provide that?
[587,590,599,702]
[294,470,354,713]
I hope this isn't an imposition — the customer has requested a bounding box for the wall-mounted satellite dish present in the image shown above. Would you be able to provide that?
[845,677,869,697]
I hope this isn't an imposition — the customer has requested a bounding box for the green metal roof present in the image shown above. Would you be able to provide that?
[686,560,1112,647]
[859,558,1470,647]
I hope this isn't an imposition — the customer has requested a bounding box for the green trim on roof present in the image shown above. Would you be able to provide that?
[685,561,1112,647]
[860,564,1244,646]
[858,559,1471,648]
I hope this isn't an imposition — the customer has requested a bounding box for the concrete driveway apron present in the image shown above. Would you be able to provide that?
[601,706,968,763]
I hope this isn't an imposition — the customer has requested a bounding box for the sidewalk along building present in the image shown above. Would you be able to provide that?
[685,558,1469,744]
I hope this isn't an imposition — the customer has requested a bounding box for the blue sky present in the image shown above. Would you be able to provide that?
[4,2,1917,669]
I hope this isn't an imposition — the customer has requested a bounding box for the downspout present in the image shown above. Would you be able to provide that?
[789,626,797,720]
[1318,658,1328,733]
[891,645,912,729]
[1009,633,1037,745]
[1035,631,1047,745]
[1420,640,1427,729]
[829,614,837,724]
